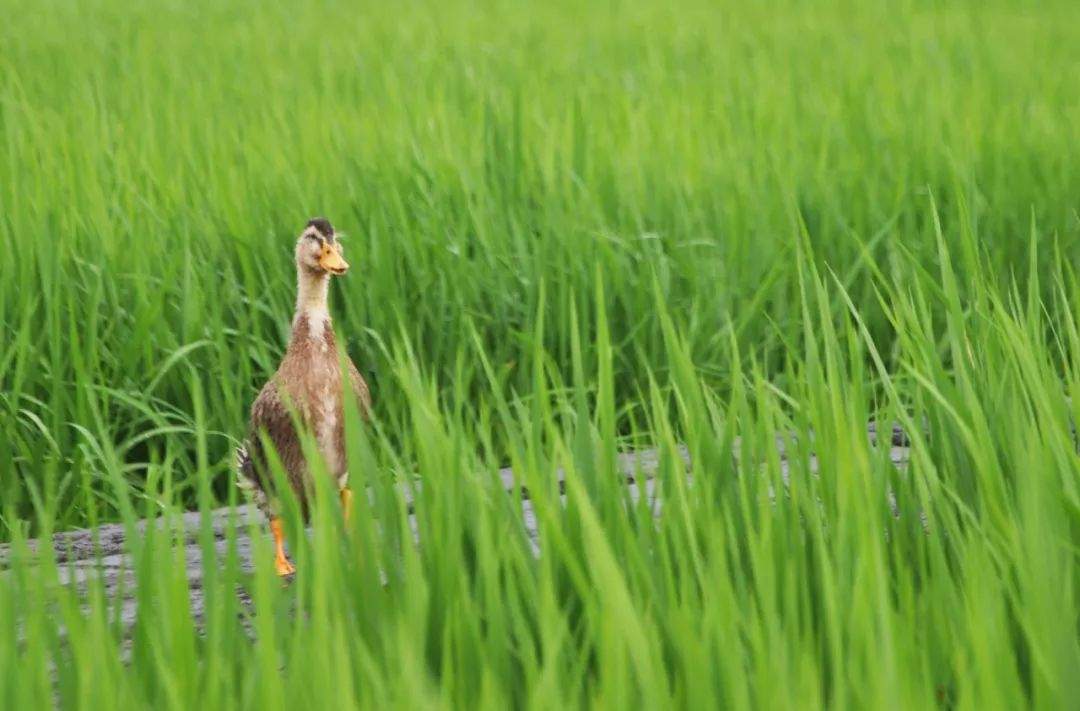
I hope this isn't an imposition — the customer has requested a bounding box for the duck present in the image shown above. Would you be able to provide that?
[236,217,371,576]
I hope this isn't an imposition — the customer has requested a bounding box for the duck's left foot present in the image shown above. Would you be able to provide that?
[340,487,354,526]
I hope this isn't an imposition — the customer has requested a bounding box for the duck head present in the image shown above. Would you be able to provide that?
[296,217,349,276]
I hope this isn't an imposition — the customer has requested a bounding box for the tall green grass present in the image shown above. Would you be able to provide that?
[4,253,1080,707]
[2,0,1079,707]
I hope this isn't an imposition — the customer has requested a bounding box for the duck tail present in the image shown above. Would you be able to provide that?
[235,443,255,488]
[236,442,272,518]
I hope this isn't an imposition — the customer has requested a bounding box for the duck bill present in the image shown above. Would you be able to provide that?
[319,248,349,275]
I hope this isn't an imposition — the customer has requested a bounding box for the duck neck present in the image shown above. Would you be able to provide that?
[293,267,331,338]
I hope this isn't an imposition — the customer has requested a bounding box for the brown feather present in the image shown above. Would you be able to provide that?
[238,240,370,520]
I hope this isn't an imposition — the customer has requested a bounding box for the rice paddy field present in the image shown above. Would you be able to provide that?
[2,0,1080,707]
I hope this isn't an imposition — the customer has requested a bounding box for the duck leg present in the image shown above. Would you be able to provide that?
[270,517,296,576]
[339,487,354,526]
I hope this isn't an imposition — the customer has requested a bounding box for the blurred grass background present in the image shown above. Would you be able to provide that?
[2,0,1079,528]
[3,0,1079,531]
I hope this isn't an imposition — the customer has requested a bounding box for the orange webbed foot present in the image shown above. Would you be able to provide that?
[340,487,354,527]
[274,554,296,577]
[270,517,296,576]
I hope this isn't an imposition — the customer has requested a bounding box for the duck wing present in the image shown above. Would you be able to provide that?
[242,379,310,504]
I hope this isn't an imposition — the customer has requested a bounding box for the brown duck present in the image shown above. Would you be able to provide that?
[236,217,371,575]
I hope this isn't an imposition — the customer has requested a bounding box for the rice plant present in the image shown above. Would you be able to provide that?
[1,0,1078,708]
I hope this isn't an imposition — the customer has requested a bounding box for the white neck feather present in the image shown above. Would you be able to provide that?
[294,268,331,338]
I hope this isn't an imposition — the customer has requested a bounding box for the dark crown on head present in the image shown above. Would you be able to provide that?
[306,217,335,241]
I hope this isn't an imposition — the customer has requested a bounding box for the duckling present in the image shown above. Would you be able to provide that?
[236,217,371,576]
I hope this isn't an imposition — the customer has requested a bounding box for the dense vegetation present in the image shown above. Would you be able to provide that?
[2,0,1079,707]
